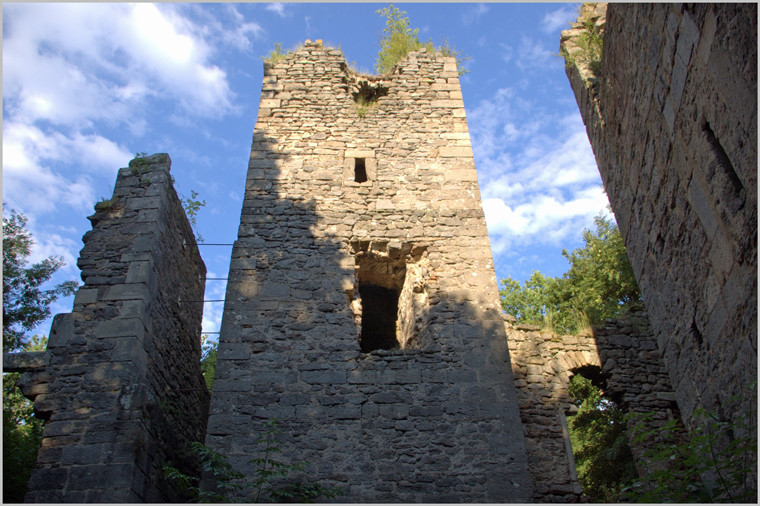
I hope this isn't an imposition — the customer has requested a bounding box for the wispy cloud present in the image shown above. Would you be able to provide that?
[514,35,555,72]
[462,3,489,25]
[266,3,289,18]
[541,5,577,34]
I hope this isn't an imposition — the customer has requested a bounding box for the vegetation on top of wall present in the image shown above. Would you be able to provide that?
[374,4,470,76]
[261,42,305,65]
[500,211,641,335]
[559,3,604,85]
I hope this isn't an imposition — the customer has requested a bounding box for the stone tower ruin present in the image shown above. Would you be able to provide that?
[204,40,533,502]
[8,5,756,502]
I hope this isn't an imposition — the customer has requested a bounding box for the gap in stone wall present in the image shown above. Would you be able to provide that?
[348,240,429,351]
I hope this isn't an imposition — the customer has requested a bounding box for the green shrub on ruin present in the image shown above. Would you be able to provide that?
[374,4,470,76]
[560,4,604,81]
[262,42,305,65]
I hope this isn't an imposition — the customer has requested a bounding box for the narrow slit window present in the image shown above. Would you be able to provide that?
[354,158,368,183]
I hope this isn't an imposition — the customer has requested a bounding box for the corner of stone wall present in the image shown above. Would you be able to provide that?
[11,153,209,502]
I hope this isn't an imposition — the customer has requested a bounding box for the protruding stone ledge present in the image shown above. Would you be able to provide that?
[3,351,50,373]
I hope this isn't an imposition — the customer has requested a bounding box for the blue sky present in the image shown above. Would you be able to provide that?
[3,2,612,339]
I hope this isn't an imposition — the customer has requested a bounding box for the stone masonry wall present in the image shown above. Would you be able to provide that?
[506,307,680,502]
[206,41,534,502]
[4,154,209,502]
[561,4,757,431]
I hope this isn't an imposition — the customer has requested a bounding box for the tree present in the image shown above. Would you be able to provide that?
[201,338,218,391]
[374,4,470,75]
[500,271,558,328]
[557,213,640,327]
[500,211,641,334]
[567,375,637,502]
[3,209,78,351]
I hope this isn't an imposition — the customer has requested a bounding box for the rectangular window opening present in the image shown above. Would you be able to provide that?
[354,158,368,183]
[358,283,400,353]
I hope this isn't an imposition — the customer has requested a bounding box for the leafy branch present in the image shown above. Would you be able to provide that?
[180,190,207,244]
[623,383,757,503]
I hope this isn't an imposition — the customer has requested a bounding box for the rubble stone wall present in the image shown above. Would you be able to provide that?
[206,41,533,502]
[562,3,756,429]
[5,154,209,502]
[506,307,679,502]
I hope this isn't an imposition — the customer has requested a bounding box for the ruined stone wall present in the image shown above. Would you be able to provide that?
[206,41,533,502]
[5,154,209,502]
[562,4,757,429]
[506,307,680,502]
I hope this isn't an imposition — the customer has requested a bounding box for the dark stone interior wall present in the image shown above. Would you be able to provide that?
[563,3,756,430]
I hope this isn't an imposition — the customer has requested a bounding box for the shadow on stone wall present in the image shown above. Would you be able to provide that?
[4,155,209,502]
[506,305,683,501]
[204,126,534,502]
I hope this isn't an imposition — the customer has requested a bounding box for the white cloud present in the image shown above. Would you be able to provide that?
[3,3,235,128]
[469,84,610,253]
[2,3,250,223]
[266,3,289,18]
[542,6,577,34]
[2,122,132,214]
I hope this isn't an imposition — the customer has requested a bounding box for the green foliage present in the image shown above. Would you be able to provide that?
[557,212,640,326]
[3,209,78,351]
[131,151,152,182]
[500,270,558,329]
[354,94,376,118]
[623,384,757,503]
[3,336,48,503]
[499,211,640,334]
[162,419,343,503]
[374,4,470,76]
[180,190,207,244]
[261,42,303,65]
[200,338,218,391]
[560,6,604,82]
[567,375,637,502]
[3,210,74,500]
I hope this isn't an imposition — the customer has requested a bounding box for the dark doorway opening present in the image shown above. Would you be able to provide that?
[359,283,400,352]
[354,158,368,183]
